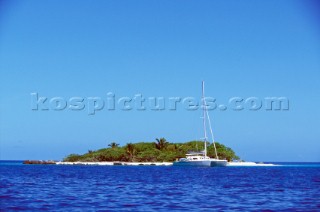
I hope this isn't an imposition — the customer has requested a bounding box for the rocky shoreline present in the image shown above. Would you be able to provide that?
[57,161,173,166]
[23,160,173,166]
[23,160,56,165]
[22,160,276,166]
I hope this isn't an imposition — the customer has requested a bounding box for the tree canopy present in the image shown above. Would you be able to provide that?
[63,139,240,162]
[108,142,119,148]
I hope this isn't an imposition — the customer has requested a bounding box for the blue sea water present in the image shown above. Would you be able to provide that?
[0,161,319,211]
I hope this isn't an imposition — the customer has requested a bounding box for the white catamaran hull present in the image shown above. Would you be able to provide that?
[173,160,212,167]
[173,159,227,167]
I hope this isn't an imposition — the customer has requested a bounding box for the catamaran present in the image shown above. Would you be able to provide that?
[173,81,227,167]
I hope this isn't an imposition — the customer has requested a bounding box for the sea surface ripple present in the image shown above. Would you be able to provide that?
[0,161,319,211]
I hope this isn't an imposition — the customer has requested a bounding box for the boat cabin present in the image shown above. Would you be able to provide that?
[179,151,211,161]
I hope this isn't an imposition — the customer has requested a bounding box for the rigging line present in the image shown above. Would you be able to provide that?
[203,96,219,159]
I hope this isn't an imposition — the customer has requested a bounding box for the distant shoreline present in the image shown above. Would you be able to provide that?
[20,160,278,167]
[1,160,319,166]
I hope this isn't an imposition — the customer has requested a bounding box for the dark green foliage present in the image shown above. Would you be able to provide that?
[63,139,240,162]
[154,138,168,150]
[207,142,240,162]
[125,143,136,161]
[108,142,119,148]
[64,154,82,162]
[136,149,160,162]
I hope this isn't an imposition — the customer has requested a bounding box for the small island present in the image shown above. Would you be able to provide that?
[63,138,240,163]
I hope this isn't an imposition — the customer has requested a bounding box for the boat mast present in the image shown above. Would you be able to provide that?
[205,101,219,159]
[202,81,207,158]
[202,81,219,159]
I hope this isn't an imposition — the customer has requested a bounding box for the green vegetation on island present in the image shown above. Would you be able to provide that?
[63,138,240,162]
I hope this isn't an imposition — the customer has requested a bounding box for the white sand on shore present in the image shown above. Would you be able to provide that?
[56,161,277,167]
[56,161,173,166]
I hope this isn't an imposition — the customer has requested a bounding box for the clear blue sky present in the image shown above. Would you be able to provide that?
[1,0,319,161]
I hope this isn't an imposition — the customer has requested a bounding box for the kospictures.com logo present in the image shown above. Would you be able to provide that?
[30,92,289,115]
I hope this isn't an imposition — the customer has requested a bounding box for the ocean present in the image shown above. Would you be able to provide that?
[0,161,319,211]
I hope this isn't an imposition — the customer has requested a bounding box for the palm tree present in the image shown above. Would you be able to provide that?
[155,138,168,150]
[108,142,119,148]
[125,143,135,161]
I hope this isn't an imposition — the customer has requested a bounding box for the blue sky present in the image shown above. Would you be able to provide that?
[0,0,319,161]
